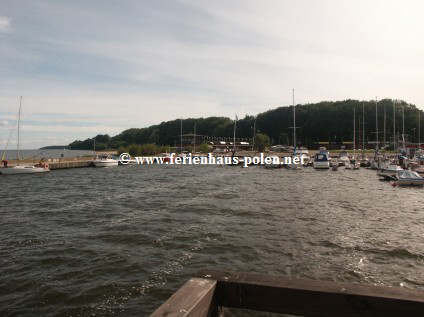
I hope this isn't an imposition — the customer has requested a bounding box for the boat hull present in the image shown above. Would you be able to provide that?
[0,166,50,174]
[93,160,118,167]
[396,179,424,186]
[313,162,330,169]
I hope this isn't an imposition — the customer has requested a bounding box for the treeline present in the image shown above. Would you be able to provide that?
[69,99,423,150]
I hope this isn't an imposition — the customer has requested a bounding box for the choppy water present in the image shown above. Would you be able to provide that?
[1,165,423,316]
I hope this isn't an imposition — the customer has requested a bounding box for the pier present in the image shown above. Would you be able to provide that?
[47,158,94,170]
[150,270,424,317]
[4,157,94,170]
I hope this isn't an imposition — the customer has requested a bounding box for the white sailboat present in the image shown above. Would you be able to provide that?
[1,97,50,175]
[287,89,302,169]
[346,107,360,170]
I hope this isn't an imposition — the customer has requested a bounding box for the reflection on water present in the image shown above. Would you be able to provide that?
[0,165,423,316]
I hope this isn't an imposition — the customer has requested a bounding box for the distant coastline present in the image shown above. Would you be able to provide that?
[39,145,70,150]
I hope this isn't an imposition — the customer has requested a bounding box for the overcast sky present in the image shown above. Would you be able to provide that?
[1,0,424,148]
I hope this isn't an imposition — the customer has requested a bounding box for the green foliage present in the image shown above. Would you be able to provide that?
[255,133,270,152]
[69,99,424,150]
[197,143,211,153]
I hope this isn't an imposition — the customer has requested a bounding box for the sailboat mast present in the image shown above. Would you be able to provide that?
[402,106,405,150]
[419,109,421,150]
[393,100,396,152]
[193,123,196,153]
[383,102,386,149]
[17,96,22,164]
[233,114,237,152]
[180,118,183,154]
[252,116,256,152]
[375,97,378,153]
[362,102,365,156]
[353,107,356,158]
[293,89,296,155]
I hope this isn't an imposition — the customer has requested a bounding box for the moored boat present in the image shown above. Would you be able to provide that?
[377,164,403,180]
[0,97,51,175]
[313,152,330,169]
[338,151,350,166]
[393,170,424,186]
[93,155,118,167]
[0,163,50,175]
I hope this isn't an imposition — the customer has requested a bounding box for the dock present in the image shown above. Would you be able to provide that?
[150,270,424,317]
[47,158,94,170]
[4,157,94,170]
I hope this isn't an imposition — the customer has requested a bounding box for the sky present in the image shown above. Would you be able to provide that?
[1,0,424,148]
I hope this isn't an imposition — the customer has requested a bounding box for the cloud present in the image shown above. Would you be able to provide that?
[0,120,9,126]
[2,0,424,149]
[0,16,11,32]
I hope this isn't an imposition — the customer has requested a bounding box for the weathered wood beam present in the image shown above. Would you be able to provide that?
[150,278,217,317]
[198,270,424,317]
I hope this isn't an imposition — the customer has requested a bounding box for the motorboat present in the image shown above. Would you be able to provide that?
[338,151,350,166]
[393,170,424,186]
[377,165,404,180]
[93,154,118,167]
[158,152,172,163]
[313,152,330,169]
[296,148,310,165]
[345,158,360,170]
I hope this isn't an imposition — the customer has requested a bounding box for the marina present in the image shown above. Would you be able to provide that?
[1,163,423,316]
[2,1,424,316]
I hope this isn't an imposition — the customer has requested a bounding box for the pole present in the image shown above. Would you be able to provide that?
[393,100,396,152]
[375,97,378,153]
[293,89,296,156]
[233,114,237,152]
[402,106,405,149]
[252,116,256,152]
[353,107,356,158]
[383,102,386,149]
[193,123,196,153]
[17,96,22,164]
[363,102,365,156]
[419,109,421,150]
[180,118,183,154]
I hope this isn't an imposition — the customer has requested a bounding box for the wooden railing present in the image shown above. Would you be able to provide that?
[150,270,424,317]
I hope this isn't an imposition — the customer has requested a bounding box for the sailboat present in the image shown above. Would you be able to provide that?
[345,107,360,170]
[286,89,302,169]
[0,97,50,175]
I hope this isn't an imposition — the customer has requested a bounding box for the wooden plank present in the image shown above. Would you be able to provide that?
[198,270,424,317]
[150,278,217,317]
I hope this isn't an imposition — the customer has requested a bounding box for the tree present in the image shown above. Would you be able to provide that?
[255,133,270,152]
[197,143,211,153]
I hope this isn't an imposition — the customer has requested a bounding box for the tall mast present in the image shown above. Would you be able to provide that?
[293,89,296,156]
[402,106,405,149]
[353,107,356,158]
[419,109,421,150]
[393,100,396,152]
[252,116,256,152]
[17,96,22,164]
[362,102,365,157]
[180,118,183,154]
[375,97,378,153]
[233,114,237,152]
[383,102,386,149]
[193,123,196,153]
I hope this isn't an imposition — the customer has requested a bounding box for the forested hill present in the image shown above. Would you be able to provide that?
[69,99,422,150]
